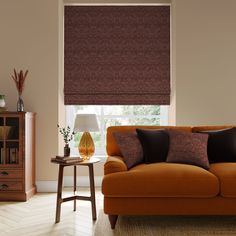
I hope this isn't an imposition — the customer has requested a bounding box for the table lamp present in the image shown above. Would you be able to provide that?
[73,114,99,160]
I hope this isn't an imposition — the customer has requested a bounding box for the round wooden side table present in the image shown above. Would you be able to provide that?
[51,157,100,223]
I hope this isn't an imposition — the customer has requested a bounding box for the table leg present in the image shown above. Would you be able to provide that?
[55,165,64,223]
[89,164,97,220]
[74,165,76,211]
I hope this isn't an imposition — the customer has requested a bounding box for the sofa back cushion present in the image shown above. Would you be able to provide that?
[106,126,192,156]
[192,125,234,133]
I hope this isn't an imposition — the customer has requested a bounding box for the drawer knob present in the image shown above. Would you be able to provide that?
[0,184,8,190]
[0,171,8,176]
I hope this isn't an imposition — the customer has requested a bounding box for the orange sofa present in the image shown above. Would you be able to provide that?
[102,125,236,229]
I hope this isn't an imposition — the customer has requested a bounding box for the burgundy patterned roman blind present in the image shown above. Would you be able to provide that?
[64,6,170,105]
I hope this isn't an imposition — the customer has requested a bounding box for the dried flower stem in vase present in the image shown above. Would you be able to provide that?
[11,69,29,112]
[11,69,28,96]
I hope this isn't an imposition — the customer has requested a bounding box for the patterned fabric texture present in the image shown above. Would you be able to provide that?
[64,6,170,105]
[166,129,209,169]
[113,132,143,169]
[106,126,192,156]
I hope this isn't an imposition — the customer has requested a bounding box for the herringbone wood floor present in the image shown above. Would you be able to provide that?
[0,188,103,236]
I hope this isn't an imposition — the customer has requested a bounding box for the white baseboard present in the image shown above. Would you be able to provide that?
[36,176,103,193]
[36,181,58,192]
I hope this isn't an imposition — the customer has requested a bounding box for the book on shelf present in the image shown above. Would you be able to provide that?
[51,156,83,163]
[9,148,18,164]
[6,148,9,164]
[0,148,4,164]
[1,148,19,164]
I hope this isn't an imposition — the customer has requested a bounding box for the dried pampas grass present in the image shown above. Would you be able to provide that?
[11,69,28,96]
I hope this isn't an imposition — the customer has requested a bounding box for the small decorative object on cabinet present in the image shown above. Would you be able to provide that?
[0,95,7,112]
[11,69,29,112]
[0,95,6,108]
[0,112,36,201]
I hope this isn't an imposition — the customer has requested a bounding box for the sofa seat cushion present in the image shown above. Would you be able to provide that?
[102,163,219,197]
[209,163,236,197]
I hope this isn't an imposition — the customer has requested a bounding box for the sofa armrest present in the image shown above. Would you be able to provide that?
[104,156,128,175]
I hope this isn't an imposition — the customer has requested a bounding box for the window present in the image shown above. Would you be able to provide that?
[66,105,168,156]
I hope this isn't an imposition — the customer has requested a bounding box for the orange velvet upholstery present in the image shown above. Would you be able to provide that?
[103,125,236,228]
[192,125,234,132]
[102,163,219,197]
[104,197,236,215]
[209,163,236,198]
[104,156,128,175]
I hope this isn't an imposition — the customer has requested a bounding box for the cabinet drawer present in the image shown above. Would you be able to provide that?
[0,169,23,179]
[0,181,23,191]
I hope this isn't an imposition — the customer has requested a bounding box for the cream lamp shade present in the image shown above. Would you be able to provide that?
[73,114,99,160]
[74,114,99,132]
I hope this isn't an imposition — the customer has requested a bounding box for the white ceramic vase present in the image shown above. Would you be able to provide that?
[0,95,6,108]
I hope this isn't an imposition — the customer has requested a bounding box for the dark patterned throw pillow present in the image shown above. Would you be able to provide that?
[166,129,209,169]
[113,132,144,169]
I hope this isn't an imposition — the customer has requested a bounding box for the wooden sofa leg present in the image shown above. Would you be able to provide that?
[108,215,118,229]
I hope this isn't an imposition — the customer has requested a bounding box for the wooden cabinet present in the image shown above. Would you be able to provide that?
[0,112,36,201]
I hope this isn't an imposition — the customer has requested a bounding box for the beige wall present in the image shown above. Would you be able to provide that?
[173,0,236,126]
[0,0,59,181]
[1,0,236,183]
